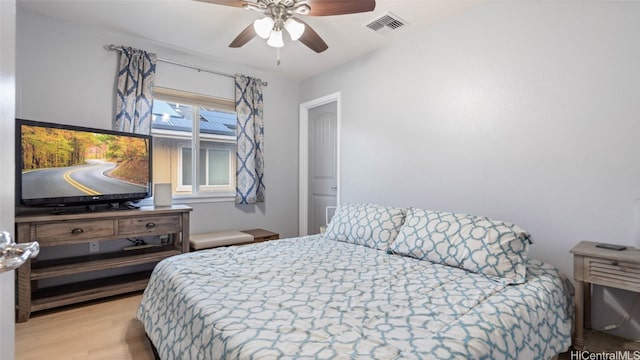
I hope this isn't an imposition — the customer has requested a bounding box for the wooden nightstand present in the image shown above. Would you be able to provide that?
[241,229,279,243]
[570,241,640,350]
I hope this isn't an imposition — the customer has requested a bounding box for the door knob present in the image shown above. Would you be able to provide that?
[0,231,40,273]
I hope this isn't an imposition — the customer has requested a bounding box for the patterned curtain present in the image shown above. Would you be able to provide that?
[114,47,157,134]
[235,74,265,204]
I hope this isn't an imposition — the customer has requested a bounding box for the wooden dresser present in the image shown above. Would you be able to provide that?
[570,241,640,350]
[15,205,191,322]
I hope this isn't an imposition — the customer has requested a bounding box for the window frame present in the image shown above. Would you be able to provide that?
[151,87,237,203]
[176,144,235,192]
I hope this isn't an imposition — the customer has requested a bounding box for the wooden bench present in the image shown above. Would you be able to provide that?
[189,231,254,251]
[241,229,279,243]
[189,229,280,251]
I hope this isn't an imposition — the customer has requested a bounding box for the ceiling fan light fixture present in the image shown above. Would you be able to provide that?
[243,3,263,11]
[293,4,311,15]
[254,17,275,39]
[267,30,284,48]
[284,18,305,41]
[213,0,375,55]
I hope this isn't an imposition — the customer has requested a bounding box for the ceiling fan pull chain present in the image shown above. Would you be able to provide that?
[276,48,281,66]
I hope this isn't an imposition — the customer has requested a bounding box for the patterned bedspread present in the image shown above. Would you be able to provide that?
[137,235,573,359]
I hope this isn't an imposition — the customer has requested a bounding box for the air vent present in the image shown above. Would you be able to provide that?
[365,12,407,35]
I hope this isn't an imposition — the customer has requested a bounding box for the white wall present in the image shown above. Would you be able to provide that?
[0,1,16,359]
[301,2,640,338]
[16,10,300,238]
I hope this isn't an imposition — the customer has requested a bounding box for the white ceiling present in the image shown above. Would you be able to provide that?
[16,0,479,81]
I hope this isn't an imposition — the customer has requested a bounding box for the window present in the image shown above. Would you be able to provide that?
[179,147,232,189]
[151,87,236,200]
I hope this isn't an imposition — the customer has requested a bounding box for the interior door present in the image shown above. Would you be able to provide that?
[1,1,16,358]
[308,102,337,234]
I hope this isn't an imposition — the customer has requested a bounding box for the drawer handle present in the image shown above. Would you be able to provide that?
[611,261,619,266]
[145,222,156,229]
[70,228,84,234]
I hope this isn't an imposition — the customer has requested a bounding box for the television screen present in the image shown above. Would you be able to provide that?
[16,119,152,207]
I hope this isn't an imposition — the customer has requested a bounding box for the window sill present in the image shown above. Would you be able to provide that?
[173,194,236,204]
[138,193,235,206]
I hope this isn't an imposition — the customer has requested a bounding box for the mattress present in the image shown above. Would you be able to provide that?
[137,235,573,359]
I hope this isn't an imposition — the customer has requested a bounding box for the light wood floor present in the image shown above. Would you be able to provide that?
[15,293,638,360]
[15,293,155,360]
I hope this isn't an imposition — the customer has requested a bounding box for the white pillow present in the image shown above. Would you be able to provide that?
[324,203,406,251]
[389,208,532,284]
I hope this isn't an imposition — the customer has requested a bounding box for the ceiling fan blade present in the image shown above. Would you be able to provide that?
[305,0,375,16]
[193,0,249,8]
[229,24,257,48]
[294,18,328,53]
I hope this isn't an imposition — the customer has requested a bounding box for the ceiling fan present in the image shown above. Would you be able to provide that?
[196,0,376,54]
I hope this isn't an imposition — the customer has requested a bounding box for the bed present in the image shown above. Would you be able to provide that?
[137,205,573,359]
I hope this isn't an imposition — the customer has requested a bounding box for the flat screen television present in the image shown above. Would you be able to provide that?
[16,119,152,209]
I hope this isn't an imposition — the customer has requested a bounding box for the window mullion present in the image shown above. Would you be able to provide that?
[192,104,200,196]
[205,149,211,187]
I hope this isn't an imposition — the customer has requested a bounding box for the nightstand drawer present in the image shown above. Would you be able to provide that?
[585,257,640,292]
[35,220,115,245]
[118,215,181,235]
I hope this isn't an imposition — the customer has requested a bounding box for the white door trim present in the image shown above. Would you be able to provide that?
[299,92,341,236]
[0,1,16,359]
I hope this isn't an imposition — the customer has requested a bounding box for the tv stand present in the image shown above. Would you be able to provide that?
[15,205,192,322]
[49,207,66,215]
[46,202,141,215]
[120,201,140,210]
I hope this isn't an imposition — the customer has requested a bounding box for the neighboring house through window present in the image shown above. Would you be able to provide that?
[151,87,236,201]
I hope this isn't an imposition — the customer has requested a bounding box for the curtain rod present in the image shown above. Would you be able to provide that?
[105,44,268,87]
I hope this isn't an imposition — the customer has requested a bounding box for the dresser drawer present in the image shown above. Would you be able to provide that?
[35,220,115,245]
[118,215,181,235]
[585,257,640,292]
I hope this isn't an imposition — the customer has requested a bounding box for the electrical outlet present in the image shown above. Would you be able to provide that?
[89,241,99,253]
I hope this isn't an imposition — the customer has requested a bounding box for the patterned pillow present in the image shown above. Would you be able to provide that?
[324,203,406,250]
[389,208,532,284]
